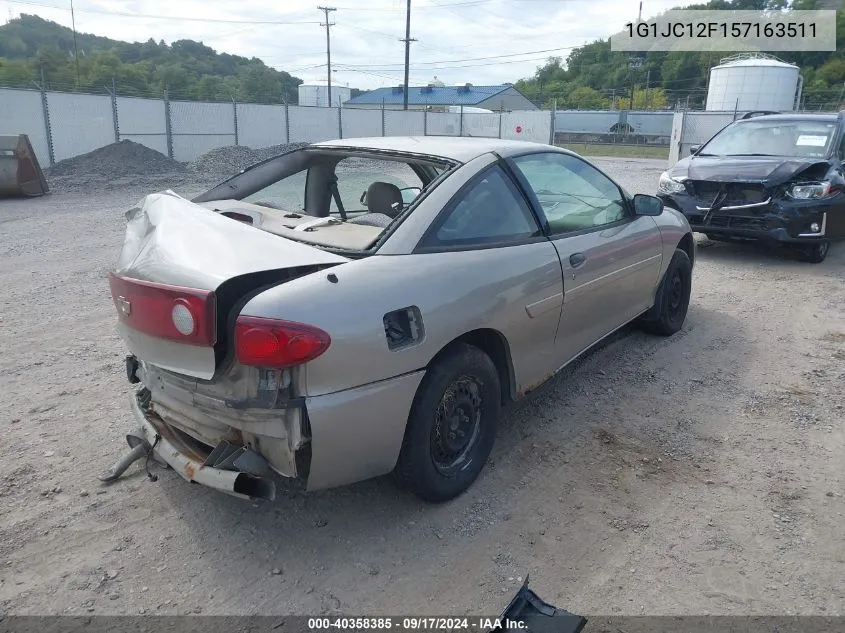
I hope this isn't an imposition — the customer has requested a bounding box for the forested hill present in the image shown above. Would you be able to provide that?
[515,0,845,110]
[0,14,302,103]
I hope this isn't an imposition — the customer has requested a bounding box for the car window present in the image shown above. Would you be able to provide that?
[511,152,627,234]
[331,158,423,214]
[421,165,540,248]
[702,119,837,158]
[242,169,307,212]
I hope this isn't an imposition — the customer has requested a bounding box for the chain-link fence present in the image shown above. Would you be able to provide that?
[554,110,673,148]
[115,95,168,156]
[0,84,701,168]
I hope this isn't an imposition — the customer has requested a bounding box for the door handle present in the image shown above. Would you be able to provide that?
[569,252,586,268]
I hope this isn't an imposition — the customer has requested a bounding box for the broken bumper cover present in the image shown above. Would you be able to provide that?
[497,578,587,633]
[658,193,837,243]
[129,392,276,501]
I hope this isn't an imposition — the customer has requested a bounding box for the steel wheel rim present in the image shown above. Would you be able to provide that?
[667,270,684,318]
[431,376,482,475]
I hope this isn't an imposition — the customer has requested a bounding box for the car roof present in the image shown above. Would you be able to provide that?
[310,136,556,163]
[737,113,839,124]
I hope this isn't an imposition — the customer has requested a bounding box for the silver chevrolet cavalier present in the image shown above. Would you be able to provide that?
[105,136,695,503]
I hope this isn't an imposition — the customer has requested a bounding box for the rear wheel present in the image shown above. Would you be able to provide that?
[638,247,692,336]
[395,344,500,503]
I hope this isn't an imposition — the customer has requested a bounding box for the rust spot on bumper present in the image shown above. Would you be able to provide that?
[184,462,197,480]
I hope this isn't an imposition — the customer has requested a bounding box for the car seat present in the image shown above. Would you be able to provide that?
[349,182,404,228]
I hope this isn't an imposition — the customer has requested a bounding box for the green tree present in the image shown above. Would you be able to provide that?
[0,14,305,102]
[565,86,609,109]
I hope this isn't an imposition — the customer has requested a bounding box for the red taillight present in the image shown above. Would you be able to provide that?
[108,273,216,346]
[234,316,330,368]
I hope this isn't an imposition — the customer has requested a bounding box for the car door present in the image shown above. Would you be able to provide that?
[414,162,565,395]
[508,151,663,366]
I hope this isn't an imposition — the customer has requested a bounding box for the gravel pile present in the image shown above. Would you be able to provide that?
[254,142,310,161]
[188,142,310,176]
[187,145,261,175]
[46,140,185,179]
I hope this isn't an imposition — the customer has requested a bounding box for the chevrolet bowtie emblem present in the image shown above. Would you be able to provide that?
[117,296,131,316]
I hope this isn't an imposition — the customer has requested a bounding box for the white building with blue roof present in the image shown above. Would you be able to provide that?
[343,83,537,111]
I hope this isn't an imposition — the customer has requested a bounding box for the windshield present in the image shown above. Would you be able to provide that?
[700,120,837,159]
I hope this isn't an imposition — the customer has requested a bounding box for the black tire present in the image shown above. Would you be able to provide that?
[395,343,500,503]
[801,240,830,264]
[638,247,692,336]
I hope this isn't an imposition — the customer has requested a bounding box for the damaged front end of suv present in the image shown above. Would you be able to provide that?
[657,113,845,263]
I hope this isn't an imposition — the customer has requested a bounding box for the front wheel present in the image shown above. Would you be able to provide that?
[800,240,829,264]
[638,247,692,336]
[395,343,500,503]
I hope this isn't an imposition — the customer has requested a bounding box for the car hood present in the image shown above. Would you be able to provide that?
[669,155,831,187]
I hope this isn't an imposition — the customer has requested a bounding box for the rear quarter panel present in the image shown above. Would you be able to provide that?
[239,247,562,397]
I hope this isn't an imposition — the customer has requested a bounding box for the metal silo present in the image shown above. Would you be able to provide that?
[705,53,802,112]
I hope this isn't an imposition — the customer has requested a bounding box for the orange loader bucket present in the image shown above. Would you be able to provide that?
[0,134,49,198]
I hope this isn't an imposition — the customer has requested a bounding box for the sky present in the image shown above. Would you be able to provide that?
[4,0,686,89]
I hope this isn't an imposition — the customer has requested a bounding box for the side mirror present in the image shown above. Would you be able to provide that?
[689,144,701,156]
[633,193,663,216]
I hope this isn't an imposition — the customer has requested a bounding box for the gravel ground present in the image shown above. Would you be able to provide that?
[0,156,843,618]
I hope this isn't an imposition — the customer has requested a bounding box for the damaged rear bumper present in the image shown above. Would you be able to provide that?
[129,391,277,501]
[122,362,425,501]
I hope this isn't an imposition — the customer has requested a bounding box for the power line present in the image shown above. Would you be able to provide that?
[318,6,337,107]
[336,23,475,57]
[338,67,430,84]
[330,0,505,11]
[335,53,561,72]
[334,45,579,69]
[8,0,321,24]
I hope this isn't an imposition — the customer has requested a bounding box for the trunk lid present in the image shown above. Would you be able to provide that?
[112,191,347,379]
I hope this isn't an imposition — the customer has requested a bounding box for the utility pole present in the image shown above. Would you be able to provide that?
[318,6,336,107]
[70,0,80,88]
[400,0,416,110]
